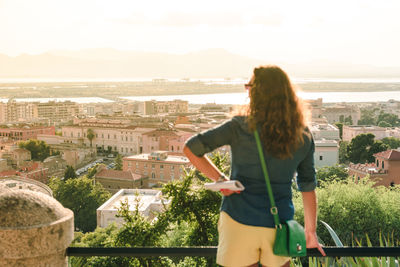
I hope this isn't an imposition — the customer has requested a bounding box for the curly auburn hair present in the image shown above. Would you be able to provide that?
[247,65,309,159]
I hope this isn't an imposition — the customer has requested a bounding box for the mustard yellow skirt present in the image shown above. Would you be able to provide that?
[217,211,290,267]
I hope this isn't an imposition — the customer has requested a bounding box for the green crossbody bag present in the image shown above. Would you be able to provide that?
[254,130,307,257]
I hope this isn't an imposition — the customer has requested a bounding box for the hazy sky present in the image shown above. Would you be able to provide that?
[1,0,400,67]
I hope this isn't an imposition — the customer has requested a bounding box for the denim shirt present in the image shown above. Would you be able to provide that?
[185,116,316,228]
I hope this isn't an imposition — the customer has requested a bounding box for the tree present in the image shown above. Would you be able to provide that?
[338,141,349,164]
[87,164,101,178]
[347,133,388,163]
[316,165,348,185]
[344,115,353,125]
[377,112,400,127]
[378,121,392,127]
[64,165,77,180]
[381,137,400,149]
[87,128,95,147]
[358,108,376,125]
[334,122,343,139]
[114,154,123,170]
[49,177,111,232]
[18,139,51,161]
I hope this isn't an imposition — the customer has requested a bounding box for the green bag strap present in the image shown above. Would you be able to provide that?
[254,130,281,227]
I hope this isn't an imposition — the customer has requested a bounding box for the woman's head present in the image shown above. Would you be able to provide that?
[247,65,308,159]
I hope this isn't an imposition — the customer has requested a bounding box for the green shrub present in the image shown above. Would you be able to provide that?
[293,179,400,246]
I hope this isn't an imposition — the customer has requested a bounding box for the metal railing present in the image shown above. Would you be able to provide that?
[67,246,400,258]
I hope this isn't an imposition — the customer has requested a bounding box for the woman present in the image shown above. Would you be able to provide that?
[183,65,325,267]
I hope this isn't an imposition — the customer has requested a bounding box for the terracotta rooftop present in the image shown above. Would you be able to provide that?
[374,149,400,160]
[96,169,142,181]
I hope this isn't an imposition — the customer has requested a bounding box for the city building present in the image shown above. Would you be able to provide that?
[11,148,31,167]
[310,123,340,141]
[2,99,79,125]
[0,101,7,123]
[0,125,55,141]
[61,118,155,155]
[305,98,324,122]
[141,129,193,154]
[348,149,400,187]
[342,125,387,142]
[123,151,191,187]
[96,189,169,228]
[144,100,188,115]
[0,158,8,172]
[94,166,147,193]
[314,140,339,168]
[309,123,340,167]
[322,105,361,125]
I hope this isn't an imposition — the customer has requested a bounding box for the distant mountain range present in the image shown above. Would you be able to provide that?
[0,48,399,79]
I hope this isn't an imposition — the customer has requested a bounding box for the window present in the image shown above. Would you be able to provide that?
[121,147,123,152]
[114,134,116,139]
[78,133,80,138]
[152,164,155,169]
[160,173,164,179]
[376,160,379,167]
[108,134,110,139]
[382,161,385,169]
[151,172,155,178]
[160,165,163,169]
[171,166,175,170]
[102,134,104,138]
[319,156,323,161]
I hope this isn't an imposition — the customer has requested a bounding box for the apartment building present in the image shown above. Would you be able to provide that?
[348,149,400,187]
[1,99,80,124]
[123,151,191,187]
[0,125,55,141]
[144,100,188,115]
[36,101,79,123]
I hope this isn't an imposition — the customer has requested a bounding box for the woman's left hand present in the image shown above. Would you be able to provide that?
[306,231,326,256]
[220,189,241,196]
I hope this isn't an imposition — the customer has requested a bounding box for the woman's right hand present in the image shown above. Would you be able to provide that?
[220,189,241,196]
[305,231,326,256]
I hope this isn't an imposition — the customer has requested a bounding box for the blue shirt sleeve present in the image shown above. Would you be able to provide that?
[296,135,317,192]
[185,119,236,157]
